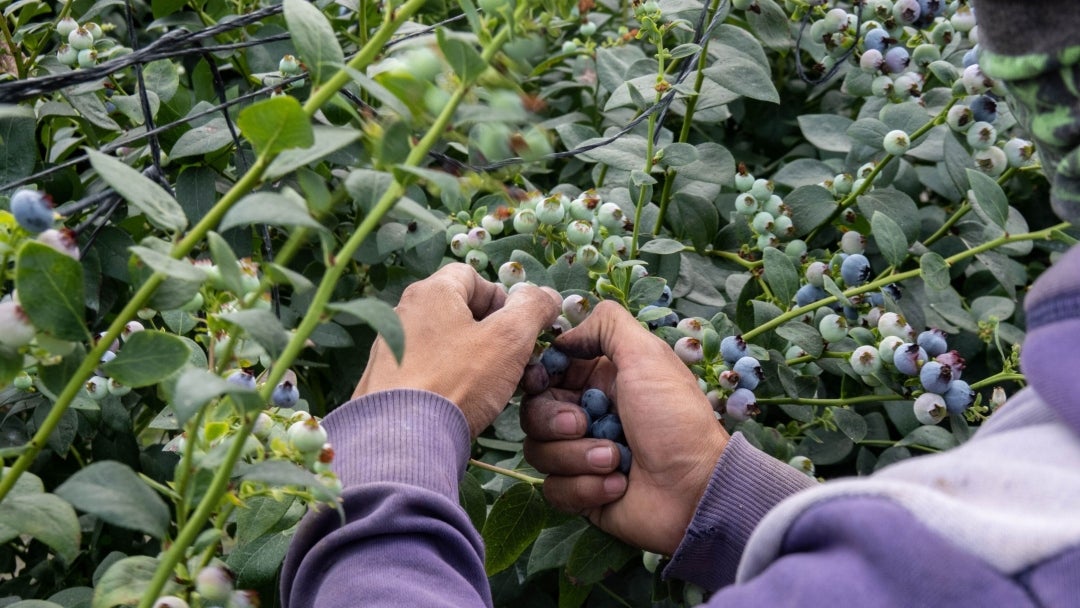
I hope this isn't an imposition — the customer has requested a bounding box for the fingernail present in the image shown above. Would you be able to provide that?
[552,411,579,436]
[587,446,614,468]
[603,474,627,494]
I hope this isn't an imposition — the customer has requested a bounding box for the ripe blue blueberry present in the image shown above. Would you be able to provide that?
[943,379,975,414]
[882,46,910,73]
[589,413,624,442]
[541,348,571,376]
[639,305,677,329]
[795,284,828,308]
[919,360,953,394]
[227,370,257,390]
[916,328,948,357]
[971,95,998,124]
[652,285,673,307]
[271,380,300,408]
[732,356,763,391]
[893,343,927,376]
[720,334,748,365]
[840,253,871,287]
[882,283,903,301]
[724,388,759,422]
[616,443,632,475]
[10,190,55,234]
[863,28,890,53]
[580,388,611,420]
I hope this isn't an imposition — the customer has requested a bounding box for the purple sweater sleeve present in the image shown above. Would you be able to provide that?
[280,389,493,608]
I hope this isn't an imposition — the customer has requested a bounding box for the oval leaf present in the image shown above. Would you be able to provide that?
[565,525,639,586]
[102,330,191,387]
[966,168,1009,228]
[92,556,178,608]
[763,247,800,306]
[327,298,405,363]
[55,461,170,539]
[870,211,908,267]
[219,191,324,233]
[282,0,344,86]
[15,241,88,341]
[86,149,187,232]
[236,96,315,156]
[920,252,951,291]
[0,493,80,563]
[481,482,547,575]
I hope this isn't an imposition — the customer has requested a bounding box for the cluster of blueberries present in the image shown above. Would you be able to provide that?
[54,16,124,70]
[538,347,632,475]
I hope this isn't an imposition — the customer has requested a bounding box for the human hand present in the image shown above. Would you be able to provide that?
[521,301,728,555]
[353,263,560,438]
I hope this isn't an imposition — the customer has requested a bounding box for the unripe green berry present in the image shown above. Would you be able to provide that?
[288,418,328,453]
[566,219,594,246]
[498,261,526,287]
[512,208,539,233]
[68,27,94,51]
[465,248,488,271]
[882,129,910,155]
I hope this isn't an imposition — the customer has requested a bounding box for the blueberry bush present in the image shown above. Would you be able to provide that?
[0,0,1074,605]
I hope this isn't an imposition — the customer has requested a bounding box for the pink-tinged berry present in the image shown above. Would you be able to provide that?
[724,388,759,422]
[288,417,328,453]
[717,369,740,390]
[229,590,260,608]
[913,392,947,425]
[153,596,190,608]
[935,350,965,379]
[37,228,80,259]
[674,337,704,364]
[0,301,36,347]
[195,565,234,604]
[465,227,490,250]
[122,320,145,340]
[677,317,706,340]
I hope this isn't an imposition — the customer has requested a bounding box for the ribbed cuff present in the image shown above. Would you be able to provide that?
[320,389,472,503]
[662,433,818,591]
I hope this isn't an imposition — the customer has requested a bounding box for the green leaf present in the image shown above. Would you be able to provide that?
[527,519,589,577]
[898,425,959,450]
[797,428,854,465]
[482,482,548,575]
[92,556,178,608]
[565,526,639,585]
[99,330,190,388]
[237,96,315,156]
[785,185,837,237]
[797,114,853,153]
[219,191,325,232]
[170,368,255,425]
[0,104,36,185]
[242,461,335,501]
[628,276,667,306]
[775,321,824,358]
[227,529,292,587]
[169,117,233,159]
[283,0,344,86]
[831,407,868,443]
[86,149,188,232]
[437,29,487,85]
[207,231,244,295]
[129,246,207,282]
[219,309,291,358]
[55,461,170,538]
[746,0,791,49]
[920,252,951,291]
[0,493,80,563]
[762,247,799,306]
[265,126,363,180]
[870,212,909,267]
[965,169,1008,228]
[703,49,779,104]
[857,189,920,243]
[326,298,405,363]
[15,241,88,341]
[638,238,684,255]
[459,472,487,533]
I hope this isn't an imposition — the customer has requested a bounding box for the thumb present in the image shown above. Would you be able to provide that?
[555,300,671,367]
[481,284,561,352]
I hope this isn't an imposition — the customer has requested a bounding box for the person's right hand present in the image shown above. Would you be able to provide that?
[521,301,729,555]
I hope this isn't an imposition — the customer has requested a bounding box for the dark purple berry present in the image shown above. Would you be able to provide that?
[616,442,632,475]
[580,388,611,420]
[971,95,998,123]
[541,348,571,376]
[589,414,624,442]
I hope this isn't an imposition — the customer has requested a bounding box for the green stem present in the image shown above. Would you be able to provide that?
[468,459,544,485]
[756,393,908,406]
[857,439,941,453]
[969,372,1025,390]
[695,247,761,269]
[0,15,26,80]
[923,167,1018,247]
[742,221,1071,342]
[138,10,516,605]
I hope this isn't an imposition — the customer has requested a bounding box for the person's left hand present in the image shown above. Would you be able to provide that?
[353,263,561,438]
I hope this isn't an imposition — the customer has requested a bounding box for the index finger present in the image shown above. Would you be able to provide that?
[412,262,506,320]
